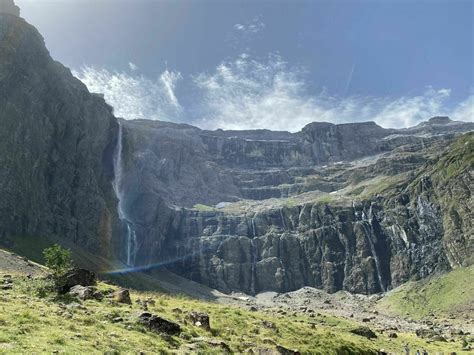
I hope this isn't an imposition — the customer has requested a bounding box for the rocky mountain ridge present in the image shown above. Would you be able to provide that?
[0,7,472,298]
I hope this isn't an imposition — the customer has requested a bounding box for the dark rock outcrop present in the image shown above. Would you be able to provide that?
[137,312,181,335]
[0,13,119,255]
[59,269,96,293]
[350,326,377,339]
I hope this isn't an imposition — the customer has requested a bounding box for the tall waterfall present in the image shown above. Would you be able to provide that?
[113,121,138,267]
[360,221,385,292]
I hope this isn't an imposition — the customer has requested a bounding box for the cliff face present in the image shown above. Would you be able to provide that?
[0,14,119,254]
[119,114,472,295]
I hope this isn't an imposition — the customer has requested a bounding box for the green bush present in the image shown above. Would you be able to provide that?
[42,244,73,277]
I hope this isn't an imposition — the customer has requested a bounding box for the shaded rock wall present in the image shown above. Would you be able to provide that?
[0,15,119,254]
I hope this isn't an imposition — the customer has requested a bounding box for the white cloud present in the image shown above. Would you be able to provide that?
[73,66,182,121]
[128,62,138,71]
[160,70,182,108]
[451,94,474,122]
[73,55,473,132]
[191,55,459,131]
[233,16,265,34]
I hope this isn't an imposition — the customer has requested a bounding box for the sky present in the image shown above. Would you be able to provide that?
[17,0,473,132]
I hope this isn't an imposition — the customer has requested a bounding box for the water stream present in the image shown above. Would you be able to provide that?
[360,221,385,292]
[113,121,138,267]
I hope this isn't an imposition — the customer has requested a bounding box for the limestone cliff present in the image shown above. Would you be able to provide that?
[118,116,472,295]
[0,13,119,254]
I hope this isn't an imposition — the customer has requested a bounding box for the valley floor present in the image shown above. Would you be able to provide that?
[0,249,472,354]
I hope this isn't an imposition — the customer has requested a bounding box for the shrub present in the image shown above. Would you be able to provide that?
[42,244,73,277]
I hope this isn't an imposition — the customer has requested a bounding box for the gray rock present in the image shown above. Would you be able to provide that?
[350,326,377,339]
[137,312,181,335]
[113,289,132,305]
[69,285,95,300]
[59,269,96,293]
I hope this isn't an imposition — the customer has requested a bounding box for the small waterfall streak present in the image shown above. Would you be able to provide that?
[251,217,257,237]
[250,238,257,295]
[360,221,385,292]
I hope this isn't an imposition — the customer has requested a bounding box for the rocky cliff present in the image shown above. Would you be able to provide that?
[0,12,119,254]
[118,116,472,295]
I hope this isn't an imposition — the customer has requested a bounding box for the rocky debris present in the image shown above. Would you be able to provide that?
[112,289,132,305]
[350,326,377,339]
[69,285,94,300]
[137,312,181,335]
[276,344,301,355]
[186,311,211,331]
[207,339,231,353]
[68,285,104,301]
[262,320,276,329]
[415,328,438,339]
[59,269,96,294]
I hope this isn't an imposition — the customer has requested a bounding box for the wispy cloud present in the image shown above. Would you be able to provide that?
[128,62,138,71]
[191,55,459,131]
[73,66,182,121]
[451,94,474,122]
[234,16,266,35]
[73,55,472,132]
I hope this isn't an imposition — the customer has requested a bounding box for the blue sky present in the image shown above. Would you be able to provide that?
[17,0,473,131]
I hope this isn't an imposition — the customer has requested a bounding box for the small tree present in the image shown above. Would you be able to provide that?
[43,244,73,277]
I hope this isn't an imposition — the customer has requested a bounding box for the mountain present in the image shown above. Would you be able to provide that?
[0,5,472,300]
[0,10,120,255]
[118,119,472,295]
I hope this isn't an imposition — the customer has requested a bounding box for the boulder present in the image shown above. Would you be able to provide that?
[59,269,96,293]
[350,326,377,339]
[137,312,181,335]
[69,285,94,300]
[415,328,438,339]
[113,289,132,305]
[187,311,211,331]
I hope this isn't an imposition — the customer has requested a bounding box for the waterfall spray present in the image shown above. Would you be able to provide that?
[113,121,138,267]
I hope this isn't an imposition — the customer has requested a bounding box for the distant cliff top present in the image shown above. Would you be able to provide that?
[0,0,19,16]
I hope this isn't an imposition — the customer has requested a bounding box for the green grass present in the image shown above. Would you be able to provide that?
[377,265,474,320]
[192,204,217,212]
[0,268,467,354]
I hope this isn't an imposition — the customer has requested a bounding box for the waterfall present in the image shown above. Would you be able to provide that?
[113,121,138,267]
[360,221,385,292]
[250,238,257,295]
[251,217,257,237]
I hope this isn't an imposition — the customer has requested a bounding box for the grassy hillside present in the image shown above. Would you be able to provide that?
[377,265,474,320]
[0,255,467,354]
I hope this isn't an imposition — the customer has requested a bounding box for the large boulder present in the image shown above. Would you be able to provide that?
[59,269,96,293]
[350,326,377,339]
[186,311,210,331]
[69,285,103,301]
[112,289,132,305]
[69,285,94,300]
[137,312,181,335]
